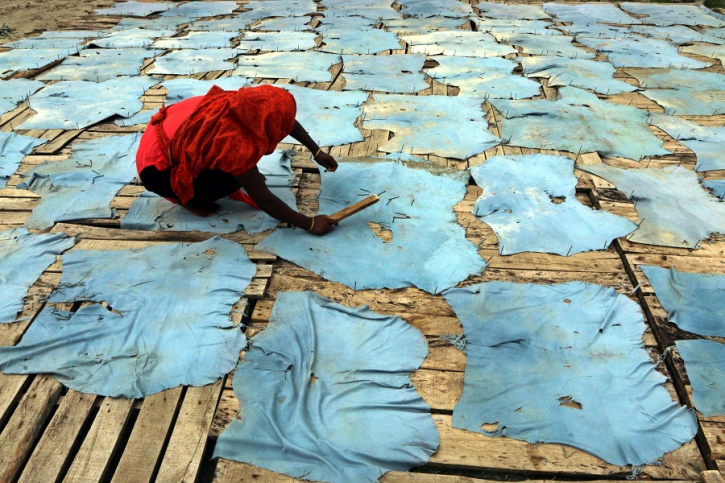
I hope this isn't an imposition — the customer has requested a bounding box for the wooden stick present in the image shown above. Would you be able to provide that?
[329,195,379,222]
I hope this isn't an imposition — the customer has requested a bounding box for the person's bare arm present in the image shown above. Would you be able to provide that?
[235,166,337,236]
[289,120,338,172]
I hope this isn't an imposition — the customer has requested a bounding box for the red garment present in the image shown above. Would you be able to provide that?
[136,84,297,205]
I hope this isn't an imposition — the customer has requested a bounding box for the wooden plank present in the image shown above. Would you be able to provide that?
[54,238,275,263]
[214,460,681,483]
[702,423,725,471]
[210,389,703,479]
[33,130,83,155]
[18,390,96,483]
[265,260,633,323]
[63,396,135,483]
[111,387,184,483]
[701,470,725,483]
[155,379,223,483]
[50,222,266,245]
[0,374,31,430]
[0,375,64,483]
[431,414,702,478]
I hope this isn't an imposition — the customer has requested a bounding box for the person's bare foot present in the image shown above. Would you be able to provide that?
[181,201,220,217]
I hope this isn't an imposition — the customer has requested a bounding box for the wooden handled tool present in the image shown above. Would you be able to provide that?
[329,194,379,222]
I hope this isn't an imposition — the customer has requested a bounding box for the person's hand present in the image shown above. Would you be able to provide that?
[314,151,338,172]
[307,215,338,236]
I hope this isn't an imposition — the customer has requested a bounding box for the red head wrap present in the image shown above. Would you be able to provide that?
[151,84,296,204]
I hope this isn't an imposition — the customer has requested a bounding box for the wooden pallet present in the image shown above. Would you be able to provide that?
[1,2,724,481]
[619,245,725,472]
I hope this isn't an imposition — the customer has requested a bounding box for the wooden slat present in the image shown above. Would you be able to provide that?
[210,390,703,479]
[0,376,64,483]
[32,130,83,155]
[428,414,702,478]
[702,423,725,471]
[63,396,135,483]
[701,470,725,483]
[155,379,223,483]
[111,387,184,483]
[213,461,693,483]
[50,222,267,245]
[0,374,31,429]
[18,390,96,483]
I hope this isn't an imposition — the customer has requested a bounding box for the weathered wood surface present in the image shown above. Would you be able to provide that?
[1,7,723,482]
[214,459,697,483]
[211,391,704,479]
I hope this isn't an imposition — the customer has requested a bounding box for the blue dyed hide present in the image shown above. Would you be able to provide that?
[0,79,45,116]
[362,94,500,159]
[580,164,725,248]
[427,56,541,99]
[641,266,725,337]
[233,52,340,82]
[114,16,188,31]
[161,1,238,18]
[577,37,710,69]
[20,77,157,129]
[214,291,439,482]
[704,179,725,199]
[444,281,698,466]
[121,150,297,234]
[474,19,560,36]
[190,16,255,32]
[677,340,725,417]
[149,49,239,75]
[97,1,174,16]
[18,134,140,229]
[0,132,46,189]
[383,17,471,34]
[630,25,725,46]
[620,3,725,27]
[471,155,636,256]
[258,157,486,293]
[491,87,670,160]
[401,30,517,57]
[152,31,237,49]
[240,0,316,19]
[627,69,725,116]
[253,16,312,32]
[282,85,366,146]
[543,3,640,25]
[557,23,636,39]
[494,33,594,58]
[520,57,636,95]
[0,229,75,324]
[342,54,429,93]
[0,238,252,398]
[38,49,163,82]
[0,49,75,78]
[318,28,402,55]
[649,114,725,171]
[397,0,473,18]
[5,36,86,53]
[91,28,176,48]
[682,44,725,65]
[477,3,550,20]
[323,0,401,20]
[238,32,318,52]
[163,77,253,103]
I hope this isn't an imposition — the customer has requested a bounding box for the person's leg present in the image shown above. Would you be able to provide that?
[187,169,242,210]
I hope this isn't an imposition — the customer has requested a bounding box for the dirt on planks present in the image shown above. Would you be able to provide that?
[0,0,114,44]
